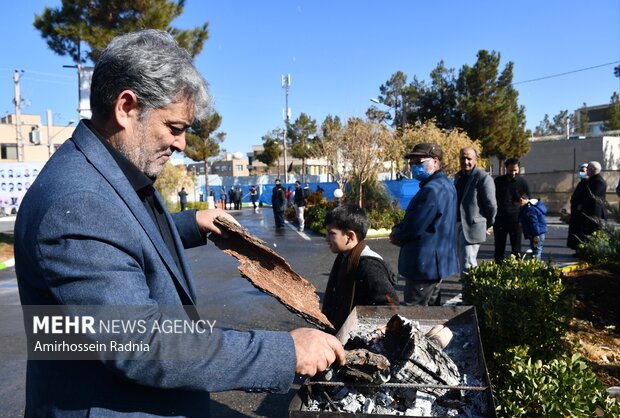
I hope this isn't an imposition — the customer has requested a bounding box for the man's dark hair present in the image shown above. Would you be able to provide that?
[324,205,369,240]
[505,158,520,167]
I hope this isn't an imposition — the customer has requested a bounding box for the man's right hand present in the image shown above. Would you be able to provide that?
[289,328,346,376]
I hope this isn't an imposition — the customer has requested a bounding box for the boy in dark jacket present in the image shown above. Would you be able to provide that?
[518,195,548,260]
[321,205,399,330]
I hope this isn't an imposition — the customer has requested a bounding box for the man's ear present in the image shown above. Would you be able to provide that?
[113,90,140,129]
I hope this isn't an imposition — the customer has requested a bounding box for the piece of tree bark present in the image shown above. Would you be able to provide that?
[209,216,334,331]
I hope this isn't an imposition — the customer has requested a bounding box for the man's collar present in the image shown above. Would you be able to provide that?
[84,120,153,194]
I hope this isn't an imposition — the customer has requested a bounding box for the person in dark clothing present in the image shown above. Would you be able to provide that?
[293,181,308,231]
[271,179,287,228]
[234,187,243,210]
[581,161,608,236]
[322,205,399,330]
[228,187,235,210]
[390,143,458,306]
[220,186,227,210]
[250,185,259,211]
[178,187,188,211]
[493,158,530,262]
[567,163,590,249]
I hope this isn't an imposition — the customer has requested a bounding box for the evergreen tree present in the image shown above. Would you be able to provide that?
[288,113,317,183]
[576,103,590,134]
[551,110,570,135]
[34,0,208,63]
[534,114,552,136]
[605,92,620,131]
[378,71,409,130]
[456,50,529,159]
[256,129,284,177]
[417,61,460,129]
[184,112,225,196]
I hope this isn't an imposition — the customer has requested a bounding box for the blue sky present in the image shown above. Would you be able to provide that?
[1,1,619,157]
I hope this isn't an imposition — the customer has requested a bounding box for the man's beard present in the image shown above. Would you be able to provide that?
[115,123,169,179]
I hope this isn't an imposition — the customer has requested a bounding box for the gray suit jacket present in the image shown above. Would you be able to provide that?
[15,122,296,417]
[454,166,497,244]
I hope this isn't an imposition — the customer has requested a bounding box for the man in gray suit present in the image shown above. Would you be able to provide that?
[14,30,343,417]
[453,147,497,277]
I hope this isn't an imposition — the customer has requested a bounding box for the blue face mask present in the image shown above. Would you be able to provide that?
[578,171,587,179]
[411,163,431,180]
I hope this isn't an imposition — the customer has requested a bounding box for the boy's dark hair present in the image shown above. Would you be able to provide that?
[324,205,369,240]
[504,158,520,167]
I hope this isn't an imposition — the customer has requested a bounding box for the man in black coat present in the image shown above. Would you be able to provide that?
[494,158,530,262]
[271,179,287,228]
[322,205,399,330]
[581,160,608,236]
[567,163,590,249]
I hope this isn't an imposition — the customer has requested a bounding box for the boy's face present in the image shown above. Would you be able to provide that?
[325,225,355,254]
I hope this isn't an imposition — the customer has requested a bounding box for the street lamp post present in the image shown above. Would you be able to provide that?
[46,110,75,158]
[282,74,291,184]
[370,98,398,180]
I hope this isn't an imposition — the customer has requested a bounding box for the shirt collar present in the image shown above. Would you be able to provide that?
[85,120,154,195]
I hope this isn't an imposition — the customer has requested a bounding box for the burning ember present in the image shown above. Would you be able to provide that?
[299,313,492,417]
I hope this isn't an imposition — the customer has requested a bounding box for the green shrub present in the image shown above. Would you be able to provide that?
[347,179,392,211]
[187,201,210,211]
[305,201,335,235]
[577,224,620,267]
[462,257,572,365]
[366,207,404,230]
[495,348,620,418]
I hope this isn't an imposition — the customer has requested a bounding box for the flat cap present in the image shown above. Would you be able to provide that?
[404,143,443,161]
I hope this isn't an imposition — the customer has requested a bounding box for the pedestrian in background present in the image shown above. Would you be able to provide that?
[272,179,287,228]
[493,158,530,262]
[581,160,608,236]
[178,187,188,211]
[518,194,548,259]
[453,147,497,277]
[220,185,227,210]
[293,181,307,231]
[286,186,292,207]
[322,205,399,330]
[567,163,589,250]
[250,185,259,211]
[234,186,243,210]
[389,143,458,306]
[228,186,235,210]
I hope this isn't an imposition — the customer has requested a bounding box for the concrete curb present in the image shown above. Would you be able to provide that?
[0,258,15,270]
[366,228,391,239]
[556,262,589,273]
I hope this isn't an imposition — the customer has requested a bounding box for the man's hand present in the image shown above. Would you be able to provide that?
[389,230,401,247]
[195,209,239,236]
[486,226,493,236]
[290,328,346,376]
[532,235,540,247]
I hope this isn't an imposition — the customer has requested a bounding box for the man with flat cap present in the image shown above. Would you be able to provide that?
[389,143,458,305]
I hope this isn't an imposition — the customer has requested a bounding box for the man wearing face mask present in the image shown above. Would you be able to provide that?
[567,163,589,250]
[389,143,458,306]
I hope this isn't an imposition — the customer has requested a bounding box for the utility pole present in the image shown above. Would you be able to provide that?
[13,70,24,162]
[281,74,291,184]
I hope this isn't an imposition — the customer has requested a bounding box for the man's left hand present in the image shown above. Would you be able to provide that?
[195,209,239,236]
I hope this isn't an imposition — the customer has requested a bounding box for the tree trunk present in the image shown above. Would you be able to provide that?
[301,157,306,183]
[357,180,363,208]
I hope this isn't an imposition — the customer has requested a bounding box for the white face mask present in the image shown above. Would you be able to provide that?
[578,171,587,179]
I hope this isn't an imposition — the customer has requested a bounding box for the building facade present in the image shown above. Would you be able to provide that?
[0,113,76,162]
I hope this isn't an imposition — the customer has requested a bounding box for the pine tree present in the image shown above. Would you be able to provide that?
[605,92,620,131]
[288,113,318,183]
[184,112,225,196]
[256,129,284,177]
[34,0,208,63]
